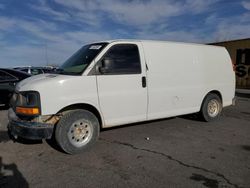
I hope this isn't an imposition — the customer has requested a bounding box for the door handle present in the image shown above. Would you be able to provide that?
[142,76,146,88]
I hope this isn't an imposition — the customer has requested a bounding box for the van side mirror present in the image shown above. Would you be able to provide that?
[98,58,112,74]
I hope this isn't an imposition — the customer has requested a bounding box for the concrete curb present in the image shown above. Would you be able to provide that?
[236,89,250,98]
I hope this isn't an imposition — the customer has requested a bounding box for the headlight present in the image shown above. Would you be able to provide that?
[15,91,41,116]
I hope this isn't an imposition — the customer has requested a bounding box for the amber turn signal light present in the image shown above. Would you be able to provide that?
[16,107,40,115]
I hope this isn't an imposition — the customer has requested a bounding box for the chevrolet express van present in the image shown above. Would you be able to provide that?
[8,40,235,154]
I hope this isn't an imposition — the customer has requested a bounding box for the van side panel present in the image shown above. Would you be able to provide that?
[142,41,235,120]
[195,46,235,107]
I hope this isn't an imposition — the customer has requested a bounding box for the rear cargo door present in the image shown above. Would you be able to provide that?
[96,43,147,127]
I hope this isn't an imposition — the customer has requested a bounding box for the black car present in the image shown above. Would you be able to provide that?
[0,68,31,108]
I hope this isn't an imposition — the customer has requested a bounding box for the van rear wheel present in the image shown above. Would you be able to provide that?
[55,109,100,154]
[200,93,222,122]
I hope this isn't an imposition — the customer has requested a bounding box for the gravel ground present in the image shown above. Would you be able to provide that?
[0,97,250,188]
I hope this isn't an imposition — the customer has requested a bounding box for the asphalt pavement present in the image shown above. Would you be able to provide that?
[0,97,250,188]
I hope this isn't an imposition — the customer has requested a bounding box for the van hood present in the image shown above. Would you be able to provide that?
[16,73,76,92]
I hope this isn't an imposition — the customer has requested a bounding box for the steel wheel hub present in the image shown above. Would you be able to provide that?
[67,119,93,147]
[207,99,220,117]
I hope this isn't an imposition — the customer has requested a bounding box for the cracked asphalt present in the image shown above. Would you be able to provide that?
[0,97,250,188]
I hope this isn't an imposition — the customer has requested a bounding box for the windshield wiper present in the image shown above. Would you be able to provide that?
[54,68,64,73]
[54,68,80,75]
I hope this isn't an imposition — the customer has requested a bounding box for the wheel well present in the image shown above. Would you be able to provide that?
[208,90,222,103]
[202,90,223,107]
[57,103,103,128]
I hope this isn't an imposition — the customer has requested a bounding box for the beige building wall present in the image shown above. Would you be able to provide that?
[210,38,250,89]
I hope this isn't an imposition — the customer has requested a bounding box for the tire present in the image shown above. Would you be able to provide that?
[200,93,222,122]
[55,109,100,154]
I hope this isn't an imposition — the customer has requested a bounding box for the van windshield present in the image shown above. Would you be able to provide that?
[58,43,108,75]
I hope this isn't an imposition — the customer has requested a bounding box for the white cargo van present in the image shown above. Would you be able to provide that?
[8,40,235,154]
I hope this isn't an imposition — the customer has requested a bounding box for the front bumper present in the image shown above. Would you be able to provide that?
[8,108,54,140]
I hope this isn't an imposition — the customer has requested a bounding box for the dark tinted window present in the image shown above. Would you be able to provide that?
[3,69,30,79]
[101,44,141,74]
[20,69,29,73]
[43,68,53,73]
[0,70,17,81]
[31,68,43,75]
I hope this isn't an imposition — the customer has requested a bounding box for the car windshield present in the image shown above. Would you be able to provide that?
[58,43,108,75]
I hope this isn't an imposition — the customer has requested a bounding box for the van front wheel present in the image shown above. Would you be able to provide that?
[200,93,222,122]
[55,109,100,154]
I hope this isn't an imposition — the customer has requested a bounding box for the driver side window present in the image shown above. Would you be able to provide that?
[99,44,141,75]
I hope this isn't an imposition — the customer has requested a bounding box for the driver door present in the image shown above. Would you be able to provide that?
[95,43,148,127]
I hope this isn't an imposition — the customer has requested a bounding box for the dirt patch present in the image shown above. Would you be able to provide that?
[190,173,219,188]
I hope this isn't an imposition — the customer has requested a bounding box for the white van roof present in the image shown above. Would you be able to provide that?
[95,39,224,49]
